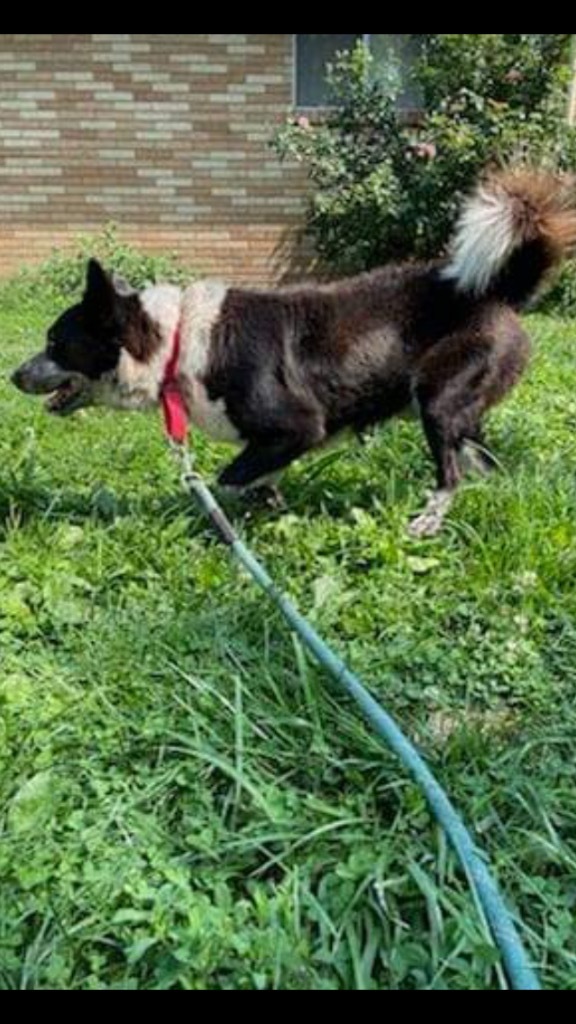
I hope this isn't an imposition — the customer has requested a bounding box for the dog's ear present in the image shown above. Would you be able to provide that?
[83,259,128,326]
[84,258,114,303]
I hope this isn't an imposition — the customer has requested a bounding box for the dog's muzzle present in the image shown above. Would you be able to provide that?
[11,353,91,415]
[12,353,73,394]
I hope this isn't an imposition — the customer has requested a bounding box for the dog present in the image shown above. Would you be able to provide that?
[12,168,576,536]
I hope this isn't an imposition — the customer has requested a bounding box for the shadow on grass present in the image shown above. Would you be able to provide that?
[0,441,383,528]
[0,422,546,541]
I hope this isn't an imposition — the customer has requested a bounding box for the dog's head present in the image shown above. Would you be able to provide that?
[12,259,161,415]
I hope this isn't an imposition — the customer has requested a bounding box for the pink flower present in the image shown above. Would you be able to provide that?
[505,69,523,84]
[297,115,311,130]
[411,141,437,161]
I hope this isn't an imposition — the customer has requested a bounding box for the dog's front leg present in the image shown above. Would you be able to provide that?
[218,436,310,492]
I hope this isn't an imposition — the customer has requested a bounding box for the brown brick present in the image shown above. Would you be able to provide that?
[0,33,310,284]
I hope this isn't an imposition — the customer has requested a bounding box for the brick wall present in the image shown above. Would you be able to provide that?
[0,34,311,284]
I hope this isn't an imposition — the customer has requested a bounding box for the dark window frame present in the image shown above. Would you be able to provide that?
[293,34,422,119]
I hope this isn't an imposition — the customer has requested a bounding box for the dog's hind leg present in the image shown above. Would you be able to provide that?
[409,401,464,538]
[409,320,529,537]
[409,334,514,538]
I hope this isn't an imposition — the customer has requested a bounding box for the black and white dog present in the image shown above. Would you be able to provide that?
[12,169,576,536]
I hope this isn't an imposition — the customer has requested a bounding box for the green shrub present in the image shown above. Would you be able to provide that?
[0,225,191,312]
[273,35,576,277]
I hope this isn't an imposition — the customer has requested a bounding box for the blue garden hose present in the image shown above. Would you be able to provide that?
[174,446,541,991]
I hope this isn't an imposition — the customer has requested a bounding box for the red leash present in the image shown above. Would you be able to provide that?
[160,324,189,445]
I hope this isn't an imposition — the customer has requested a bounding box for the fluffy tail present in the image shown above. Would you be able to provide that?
[442,168,576,306]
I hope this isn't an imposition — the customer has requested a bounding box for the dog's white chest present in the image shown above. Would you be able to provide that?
[187,377,240,444]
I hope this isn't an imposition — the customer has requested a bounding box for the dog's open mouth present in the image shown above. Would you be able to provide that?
[46,379,88,416]
[12,353,91,415]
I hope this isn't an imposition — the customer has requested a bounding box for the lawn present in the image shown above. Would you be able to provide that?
[0,286,575,989]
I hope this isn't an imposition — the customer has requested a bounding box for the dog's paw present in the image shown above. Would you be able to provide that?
[246,483,286,511]
[219,481,286,511]
[408,511,445,539]
[408,489,454,539]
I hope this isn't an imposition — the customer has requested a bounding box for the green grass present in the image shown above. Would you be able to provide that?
[0,291,576,989]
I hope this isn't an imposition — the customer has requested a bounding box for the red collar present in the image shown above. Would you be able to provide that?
[160,323,189,445]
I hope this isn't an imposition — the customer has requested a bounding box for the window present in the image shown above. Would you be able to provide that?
[295,34,364,108]
[294,34,421,111]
